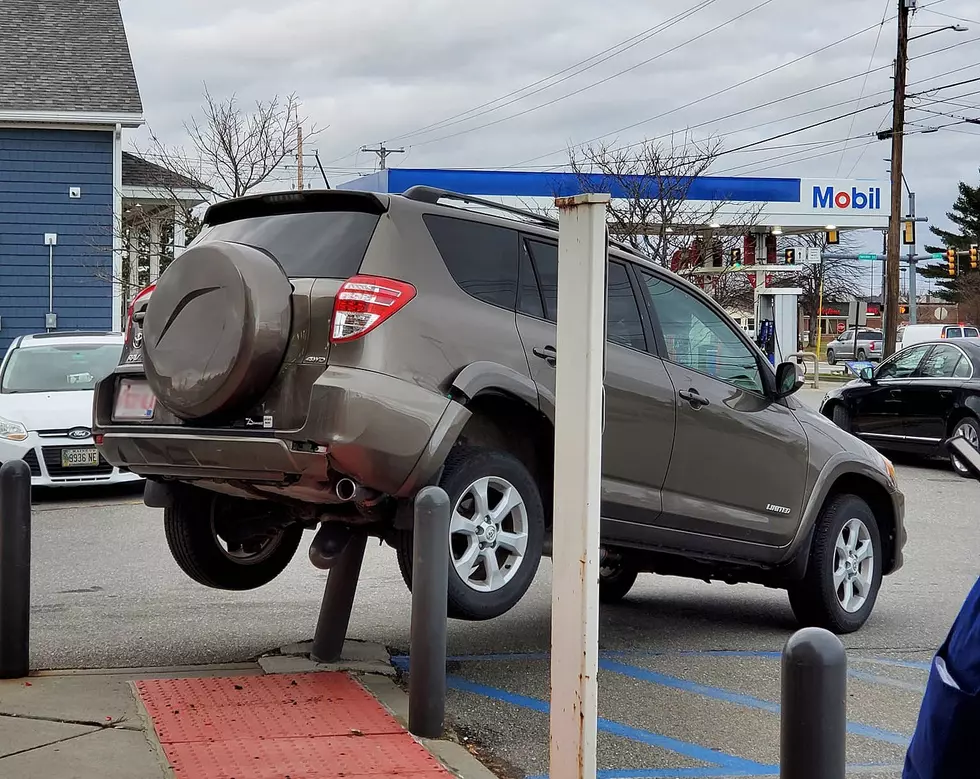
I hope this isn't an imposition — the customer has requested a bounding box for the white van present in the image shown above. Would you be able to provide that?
[897,323,979,350]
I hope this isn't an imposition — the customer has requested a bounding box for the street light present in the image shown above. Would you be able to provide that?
[909,24,968,41]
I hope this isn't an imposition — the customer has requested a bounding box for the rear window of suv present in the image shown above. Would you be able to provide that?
[191,212,380,278]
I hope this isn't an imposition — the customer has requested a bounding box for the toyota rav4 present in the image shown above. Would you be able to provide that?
[93,186,906,633]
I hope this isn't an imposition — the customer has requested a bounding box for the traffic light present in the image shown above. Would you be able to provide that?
[729,247,742,268]
[971,244,979,270]
[826,229,840,245]
[948,247,957,277]
[784,248,796,265]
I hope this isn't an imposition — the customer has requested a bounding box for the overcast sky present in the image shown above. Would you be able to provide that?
[120,0,979,286]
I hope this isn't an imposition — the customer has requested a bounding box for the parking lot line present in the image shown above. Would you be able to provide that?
[445,674,767,772]
[599,659,910,748]
[863,657,931,671]
[846,668,926,694]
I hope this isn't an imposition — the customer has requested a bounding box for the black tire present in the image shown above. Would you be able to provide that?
[599,559,639,604]
[826,349,836,366]
[948,415,980,479]
[164,492,304,590]
[831,403,852,433]
[788,494,883,634]
[395,446,545,621]
[856,349,867,361]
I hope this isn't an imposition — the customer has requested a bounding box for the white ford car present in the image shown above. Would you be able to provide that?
[0,332,141,487]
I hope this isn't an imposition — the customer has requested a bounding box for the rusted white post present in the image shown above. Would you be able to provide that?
[549,192,609,779]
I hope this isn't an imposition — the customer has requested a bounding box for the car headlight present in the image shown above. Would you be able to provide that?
[0,416,28,442]
[881,455,898,487]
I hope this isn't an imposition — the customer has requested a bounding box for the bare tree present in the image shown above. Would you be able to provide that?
[136,86,320,203]
[567,134,760,311]
[772,233,865,344]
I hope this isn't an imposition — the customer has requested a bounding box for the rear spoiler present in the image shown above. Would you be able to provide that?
[204,190,389,227]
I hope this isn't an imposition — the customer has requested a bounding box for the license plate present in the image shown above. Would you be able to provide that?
[62,448,100,468]
[113,379,157,421]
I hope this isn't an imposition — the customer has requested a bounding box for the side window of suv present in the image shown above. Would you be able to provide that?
[519,238,646,351]
[423,214,519,309]
[640,271,764,394]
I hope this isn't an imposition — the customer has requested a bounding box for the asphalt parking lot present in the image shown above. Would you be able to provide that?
[27,388,976,779]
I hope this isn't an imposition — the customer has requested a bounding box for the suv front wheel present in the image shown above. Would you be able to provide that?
[788,494,883,634]
[395,446,545,620]
[164,491,304,590]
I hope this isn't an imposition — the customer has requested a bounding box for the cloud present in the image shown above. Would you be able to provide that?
[119,0,980,251]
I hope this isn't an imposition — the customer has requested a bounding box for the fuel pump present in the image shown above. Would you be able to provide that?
[754,287,802,367]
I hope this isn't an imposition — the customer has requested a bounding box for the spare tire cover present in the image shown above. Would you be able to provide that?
[142,241,293,421]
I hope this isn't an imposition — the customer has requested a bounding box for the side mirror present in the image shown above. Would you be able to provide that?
[859,366,875,383]
[774,361,804,399]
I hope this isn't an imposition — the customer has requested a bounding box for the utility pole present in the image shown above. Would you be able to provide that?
[361,142,404,170]
[295,102,304,191]
[883,0,911,357]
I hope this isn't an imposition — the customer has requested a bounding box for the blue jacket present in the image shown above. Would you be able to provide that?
[904,576,980,779]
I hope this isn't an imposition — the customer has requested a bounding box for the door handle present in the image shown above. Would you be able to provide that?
[679,389,709,409]
[532,345,557,366]
[939,389,953,397]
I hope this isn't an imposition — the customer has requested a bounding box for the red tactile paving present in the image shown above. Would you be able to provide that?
[136,672,452,778]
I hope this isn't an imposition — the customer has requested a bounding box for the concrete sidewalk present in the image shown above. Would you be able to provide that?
[0,641,498,779]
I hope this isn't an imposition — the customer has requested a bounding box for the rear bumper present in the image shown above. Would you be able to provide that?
[96,366,470,501]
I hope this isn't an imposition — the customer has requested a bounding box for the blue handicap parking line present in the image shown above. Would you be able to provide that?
[600,659,910,748]
[445,674,768,773]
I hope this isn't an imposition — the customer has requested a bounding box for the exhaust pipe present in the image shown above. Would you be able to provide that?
[335,478,381,504]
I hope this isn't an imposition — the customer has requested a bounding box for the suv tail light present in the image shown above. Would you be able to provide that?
[125,283,155,343]
[330,276,416,343]
[870,342,876,351]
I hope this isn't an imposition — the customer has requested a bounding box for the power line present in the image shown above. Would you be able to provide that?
[921,6,980,26]
[384,0,723,144]
[403,0,778,150]
[505,14,902,169]
[836,0,892,174]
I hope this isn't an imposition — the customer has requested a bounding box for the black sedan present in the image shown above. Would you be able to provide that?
[820,338,980,476]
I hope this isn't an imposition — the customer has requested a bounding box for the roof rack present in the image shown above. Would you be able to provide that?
[400,185,647,261]
[402,186,559,230]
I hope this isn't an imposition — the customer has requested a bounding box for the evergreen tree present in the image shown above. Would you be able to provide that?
[919,172,980,303]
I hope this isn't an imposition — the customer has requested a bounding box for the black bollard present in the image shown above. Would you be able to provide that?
[0,459,32,679]
[780,627,847,779]
[408,486,450,739]
[310,532,368,664]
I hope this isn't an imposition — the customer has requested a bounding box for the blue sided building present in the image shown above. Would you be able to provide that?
[0,0,144,351]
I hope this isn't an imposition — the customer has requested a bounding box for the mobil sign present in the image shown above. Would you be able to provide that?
[812,183,882,211]
[804,179,886,213]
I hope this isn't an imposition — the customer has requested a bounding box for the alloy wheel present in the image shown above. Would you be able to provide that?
[833,517,874,614]
[951,421,979,475]
[450,476,529,593]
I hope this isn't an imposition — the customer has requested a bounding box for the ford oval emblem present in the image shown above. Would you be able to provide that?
[68,428,91,440]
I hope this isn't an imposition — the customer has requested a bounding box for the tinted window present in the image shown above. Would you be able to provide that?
[606,262,646,351]
[859,331,881,340]
[876,345,930,379]
[194,212,380,277]
[965,327,979,338]
[526,240,558,320]
[642,271,763,393]
[424,215,518,309]
[517,242,545,319]
[946,327,963,338]
[520,241,646,351]
[918,345,969,379]
[1,344,122,393]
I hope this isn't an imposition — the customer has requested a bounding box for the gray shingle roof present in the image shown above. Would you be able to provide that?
[0,0,143,115]
[122,152,207,192]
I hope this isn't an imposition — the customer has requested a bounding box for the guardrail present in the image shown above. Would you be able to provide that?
[789,351,819,389]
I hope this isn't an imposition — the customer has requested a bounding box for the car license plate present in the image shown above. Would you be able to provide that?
[113,379,157,421]
[62,448,100,468]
